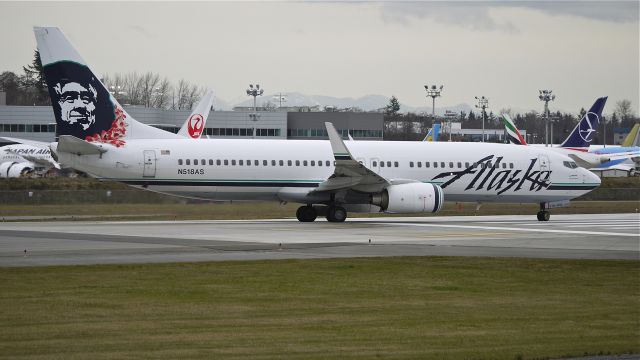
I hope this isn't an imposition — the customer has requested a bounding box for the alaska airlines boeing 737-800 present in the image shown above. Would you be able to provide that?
[36,27,600,222]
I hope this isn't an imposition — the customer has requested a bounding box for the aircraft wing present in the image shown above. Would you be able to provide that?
[313,122,390,193]
[6,150,60,169]
[1,136,50,148]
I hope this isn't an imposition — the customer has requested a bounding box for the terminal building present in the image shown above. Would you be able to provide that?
[0,94,383,146]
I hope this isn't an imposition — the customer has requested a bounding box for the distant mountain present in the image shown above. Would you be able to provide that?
[222,91,473,115]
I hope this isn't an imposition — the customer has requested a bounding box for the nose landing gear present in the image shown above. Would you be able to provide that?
[537,203,550,221]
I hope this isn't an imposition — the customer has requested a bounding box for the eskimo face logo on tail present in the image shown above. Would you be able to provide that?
[44,61,128,147]
[187,114,204,139]
[579,112,598,142]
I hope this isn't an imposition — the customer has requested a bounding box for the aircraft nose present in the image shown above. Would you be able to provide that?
[584,168,601,186]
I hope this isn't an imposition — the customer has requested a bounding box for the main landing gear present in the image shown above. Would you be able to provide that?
[296,205,347,223]
[537,203,550,222]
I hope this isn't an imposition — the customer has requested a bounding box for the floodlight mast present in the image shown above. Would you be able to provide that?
[424,84,443,133]
[475,96,489,142]
[538,90,555,147]
[246,84,264,138]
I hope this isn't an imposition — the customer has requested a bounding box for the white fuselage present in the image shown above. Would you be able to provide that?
[1,144,54,167]
[55,139,601,206]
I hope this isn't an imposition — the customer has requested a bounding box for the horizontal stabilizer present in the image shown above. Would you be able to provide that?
[57,135,107,155]
[0,136,50,148]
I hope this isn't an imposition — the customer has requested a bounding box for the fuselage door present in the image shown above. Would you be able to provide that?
[143,150,156,178]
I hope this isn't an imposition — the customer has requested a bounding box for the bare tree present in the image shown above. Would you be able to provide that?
[614,99,634,122]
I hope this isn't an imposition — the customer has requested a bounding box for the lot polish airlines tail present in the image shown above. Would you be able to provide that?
[34,27,179,146]
[559,97,607,151]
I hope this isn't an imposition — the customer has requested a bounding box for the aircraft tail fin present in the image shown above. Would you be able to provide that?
[501,114,527,145]
[423,123,441,142]
[621,123,640,147]
[34,27,178,148]
[177,90,215,139]
[559,97,607,150]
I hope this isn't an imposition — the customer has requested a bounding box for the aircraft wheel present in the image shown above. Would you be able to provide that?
[296,206,317,222]
[326,206,347,223]
[537,210,550,222]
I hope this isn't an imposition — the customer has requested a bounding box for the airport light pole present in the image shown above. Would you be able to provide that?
[475,96,488,142]
[424,84,443,133]
[246,84,264,138]
[273,93,287,108]
[538,90,555,147]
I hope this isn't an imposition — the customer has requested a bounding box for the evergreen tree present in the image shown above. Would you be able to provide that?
[385,95,400,117]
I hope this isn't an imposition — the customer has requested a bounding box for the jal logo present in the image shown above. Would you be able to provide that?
[187,114,204,139]
[579,112,598,142]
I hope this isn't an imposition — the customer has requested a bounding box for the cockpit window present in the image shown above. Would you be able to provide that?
[563,161,579,169]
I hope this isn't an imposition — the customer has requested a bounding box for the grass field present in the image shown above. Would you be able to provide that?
[0,257,638,359]
[0,200,638,221]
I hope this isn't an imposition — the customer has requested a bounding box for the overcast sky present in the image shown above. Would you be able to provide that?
[0,1,638,114]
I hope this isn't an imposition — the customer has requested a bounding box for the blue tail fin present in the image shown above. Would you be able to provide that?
[559,97,607,149]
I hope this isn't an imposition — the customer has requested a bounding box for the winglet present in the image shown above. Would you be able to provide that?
[325,122,353,160]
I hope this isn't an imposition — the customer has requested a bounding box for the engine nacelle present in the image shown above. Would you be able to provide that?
[0,162,34,178]
[371,183,444,214]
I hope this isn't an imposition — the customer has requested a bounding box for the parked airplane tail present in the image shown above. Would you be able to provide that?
[34,27,178,147]
[178,90,215,139]
[621,123,640,147]
[559,97,607,150]
[423,123,441,142]
[501,114,527,145]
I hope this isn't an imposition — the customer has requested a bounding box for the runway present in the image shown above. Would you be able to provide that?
[1,213,638,267]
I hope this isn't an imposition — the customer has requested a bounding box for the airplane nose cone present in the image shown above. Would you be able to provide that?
[584,168,601,186]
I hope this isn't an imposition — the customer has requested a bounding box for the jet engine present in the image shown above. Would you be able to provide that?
[0,162,34,178]
[371,183,444,213]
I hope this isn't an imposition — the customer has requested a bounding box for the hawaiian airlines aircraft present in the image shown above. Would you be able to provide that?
[37,27,601,222]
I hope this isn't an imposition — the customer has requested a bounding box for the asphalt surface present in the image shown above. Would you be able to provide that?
[0,213,638,267]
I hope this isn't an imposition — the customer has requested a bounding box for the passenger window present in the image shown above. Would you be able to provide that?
[295,160,300,166]
[373,161,377,167]
[255,160,259,166]
[380,161,385,168]
[311,160,315,166]
[326,161,331,166]
[387,161,392,168]
[194,159,198,165]
[502,163,507,169]
[457,162,462,168]
[303,160,308,166]
[178,159,183,165]
[425,162,430,168]
[279,160,284,166]
[288,160,292,166]
[449,162,454,168]
[217,159,221,165]
[417,162,422,168]
[224,160,229,165]
[410,162,414,168]
[433,162,438,168]
[394,162,398,167]
[209,159,213,165]
[271,160,276,166]
[186,159,190,165]
[232,160,236,166]
[465,162,469,168]
[509,163,514,169]
[318,160,323,167]
[239,160,244,166]
[263,160,267,166]
[201,159,205,165]
[440,162,445,168]
[247,160,251,166]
